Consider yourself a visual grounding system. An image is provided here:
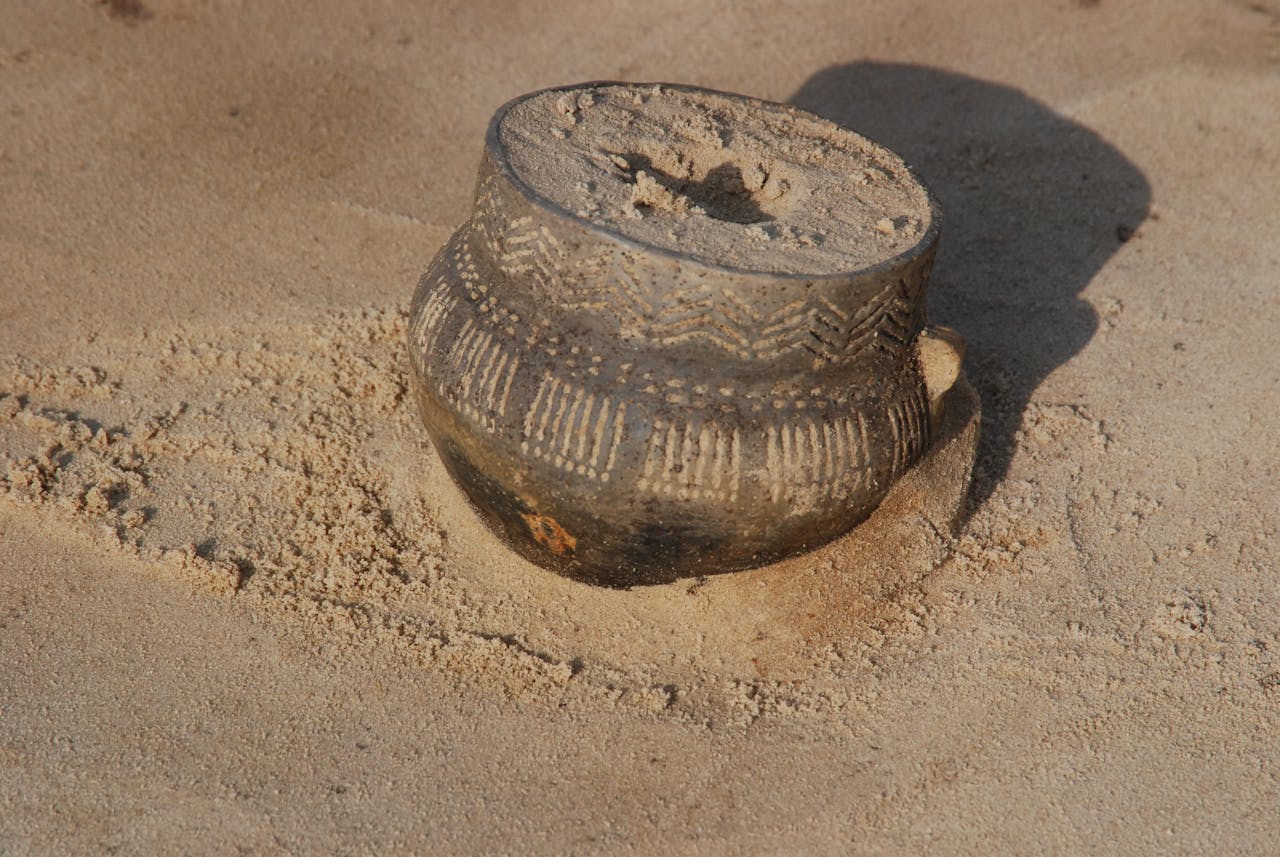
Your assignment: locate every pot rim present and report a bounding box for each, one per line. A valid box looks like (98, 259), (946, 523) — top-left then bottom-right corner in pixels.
(484, 79), (942, 283)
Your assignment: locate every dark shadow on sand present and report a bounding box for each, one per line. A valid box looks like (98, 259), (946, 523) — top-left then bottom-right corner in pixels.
(789, 64), (1151, 514)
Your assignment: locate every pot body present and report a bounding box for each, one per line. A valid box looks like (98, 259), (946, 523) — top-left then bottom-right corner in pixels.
(409, 87), (944, 587)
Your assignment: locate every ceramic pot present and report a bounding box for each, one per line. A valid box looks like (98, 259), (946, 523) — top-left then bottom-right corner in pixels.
(408, 82), (963, 587)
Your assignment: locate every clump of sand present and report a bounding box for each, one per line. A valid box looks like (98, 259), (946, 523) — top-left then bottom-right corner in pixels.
(498, 83), (933, 275)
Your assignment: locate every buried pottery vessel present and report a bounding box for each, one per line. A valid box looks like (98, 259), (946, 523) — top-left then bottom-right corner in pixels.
(408, 81), (964, 587)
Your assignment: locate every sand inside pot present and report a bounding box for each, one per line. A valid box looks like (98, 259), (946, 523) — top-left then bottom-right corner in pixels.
(497, 83), (934, 276)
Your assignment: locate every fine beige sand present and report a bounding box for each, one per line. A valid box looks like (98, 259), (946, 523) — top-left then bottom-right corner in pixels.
(3, 1), (1279, 854)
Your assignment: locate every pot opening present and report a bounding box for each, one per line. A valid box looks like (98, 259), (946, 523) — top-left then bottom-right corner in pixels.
(496, 82), (935, 277)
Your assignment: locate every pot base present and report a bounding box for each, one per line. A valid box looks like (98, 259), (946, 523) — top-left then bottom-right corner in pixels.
(431, 373), (979, 589)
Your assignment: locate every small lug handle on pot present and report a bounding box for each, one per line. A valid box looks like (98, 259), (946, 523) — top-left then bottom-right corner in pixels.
(916, 325), (966, 424)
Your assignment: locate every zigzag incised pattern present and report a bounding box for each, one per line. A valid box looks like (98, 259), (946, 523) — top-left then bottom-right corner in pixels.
(469, 169), (927, 364)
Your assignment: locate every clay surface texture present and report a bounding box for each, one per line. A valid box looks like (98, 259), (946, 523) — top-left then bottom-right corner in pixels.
(409, 82), (959, 586)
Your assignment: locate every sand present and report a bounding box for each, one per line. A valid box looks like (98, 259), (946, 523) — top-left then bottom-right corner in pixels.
(499, 83), (932, 274)
(3, 0), (1280, 854)
(0, 293), (980, 717)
